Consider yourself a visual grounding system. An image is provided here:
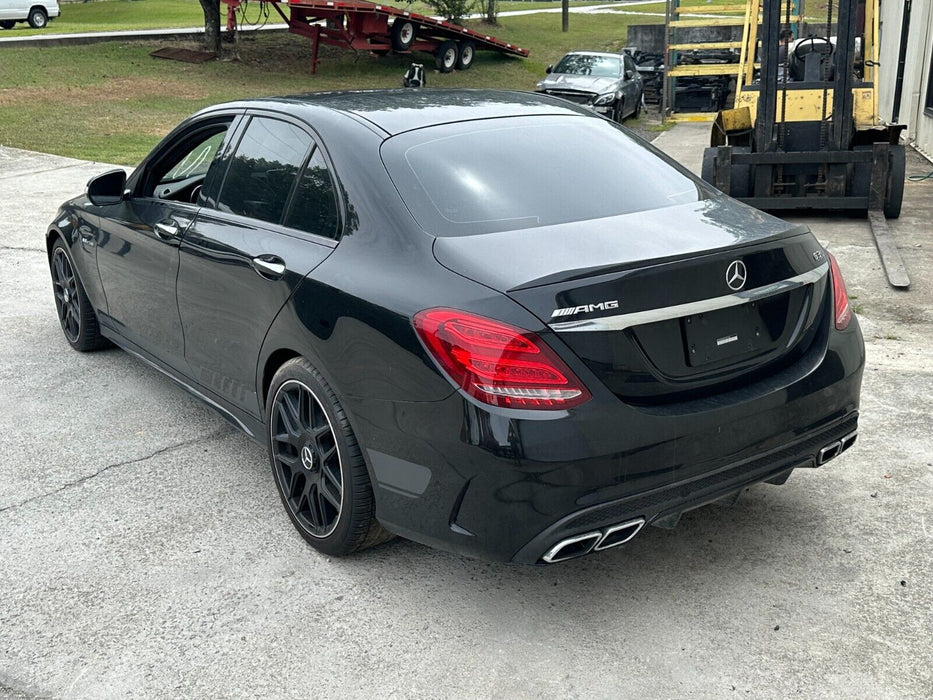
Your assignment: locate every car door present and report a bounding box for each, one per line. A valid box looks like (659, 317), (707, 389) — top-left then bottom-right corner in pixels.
(176, 113), (341, 418)
(94, 115), (237, 371)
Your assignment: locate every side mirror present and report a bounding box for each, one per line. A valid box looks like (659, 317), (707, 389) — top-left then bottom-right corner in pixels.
(624, 69), (635, 80)
(545, 64), (553, 74)
(87, 169), (127, 206)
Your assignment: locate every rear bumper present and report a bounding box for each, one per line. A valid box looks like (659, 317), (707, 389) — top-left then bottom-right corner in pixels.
(350, 317), (864, 564)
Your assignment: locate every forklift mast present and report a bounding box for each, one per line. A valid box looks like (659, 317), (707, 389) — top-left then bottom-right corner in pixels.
(702, 0), (906, 220)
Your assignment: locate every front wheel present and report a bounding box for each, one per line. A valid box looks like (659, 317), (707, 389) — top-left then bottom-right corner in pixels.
(435, 39), (458, 73)
(50, 240), (110, 352)
(267, 358), (392, 556)
(612, 100), (625, 124)
(0, 20), (15, 29)
(28, 8), (47, 29)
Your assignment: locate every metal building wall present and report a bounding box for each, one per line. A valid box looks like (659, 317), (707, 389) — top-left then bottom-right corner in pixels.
(878, 0), (933, 156)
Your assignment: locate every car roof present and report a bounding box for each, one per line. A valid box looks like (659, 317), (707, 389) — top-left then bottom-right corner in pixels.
(202, 89), (592, 137)
(563, 51), (625, 58)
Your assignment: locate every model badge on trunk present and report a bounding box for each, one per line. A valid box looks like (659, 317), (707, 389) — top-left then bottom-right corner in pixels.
(551, 300), (619, 318)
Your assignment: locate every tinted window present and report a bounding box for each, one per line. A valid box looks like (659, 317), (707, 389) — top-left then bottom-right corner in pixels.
(554, 54), (620, 78)
(284, 147), (340, 239)
(218, 117), (312, 224)
(382, 116), (700, 237)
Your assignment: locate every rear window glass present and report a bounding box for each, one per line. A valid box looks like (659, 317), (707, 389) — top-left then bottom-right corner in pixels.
(381, 116), (700, 237)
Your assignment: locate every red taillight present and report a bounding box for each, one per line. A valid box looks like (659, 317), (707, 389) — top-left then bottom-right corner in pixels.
(413, 308), (591, 410)
(828, 252), (852, 330)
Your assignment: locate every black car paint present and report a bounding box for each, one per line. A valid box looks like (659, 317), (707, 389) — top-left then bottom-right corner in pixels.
(47, 90), (864, 564)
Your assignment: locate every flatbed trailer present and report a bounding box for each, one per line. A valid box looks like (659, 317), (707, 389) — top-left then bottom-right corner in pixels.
(224, 0), (528, 73)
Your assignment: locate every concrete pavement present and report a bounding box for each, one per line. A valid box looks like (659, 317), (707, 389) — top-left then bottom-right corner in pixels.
(0, 132), (932, 698)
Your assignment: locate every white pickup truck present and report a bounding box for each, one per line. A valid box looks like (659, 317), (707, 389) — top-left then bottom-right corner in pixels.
(0, 0), (60, 29)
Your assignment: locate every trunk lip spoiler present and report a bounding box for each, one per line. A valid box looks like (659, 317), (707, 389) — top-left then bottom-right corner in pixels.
(549, 262), (829, 333)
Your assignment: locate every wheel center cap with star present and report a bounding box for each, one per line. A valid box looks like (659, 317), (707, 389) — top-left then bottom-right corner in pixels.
(300, 444), (317, 471)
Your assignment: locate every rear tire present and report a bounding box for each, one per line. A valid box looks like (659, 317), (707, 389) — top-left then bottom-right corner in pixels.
(390, 19), (416, 51)
(456, 40), (475, 70)
(50, 240), (110, 352)
(0, 20), (15, 29)
(884, 144), (905, 219)
(267, 358), (393, 557)
(27, 7), (47, 29)
(435, 39), (458, 73)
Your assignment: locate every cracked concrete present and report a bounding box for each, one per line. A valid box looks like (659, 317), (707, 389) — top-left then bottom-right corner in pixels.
(0, 135), (931, 698)
(0, 430), (230, 516)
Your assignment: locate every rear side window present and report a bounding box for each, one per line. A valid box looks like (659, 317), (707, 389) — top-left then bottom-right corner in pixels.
(283, 147), (340, 239)
(217, 117), (312, 225)
(382, 116), (700, 237)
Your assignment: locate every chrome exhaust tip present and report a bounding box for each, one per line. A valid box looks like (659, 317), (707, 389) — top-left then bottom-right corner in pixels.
(839, 430), (858, 453)
(541, 531), (602, 564)
(818, 430), (858, 465)
(593, 518), (645, 551)
(541, 517), (646, 563)
(818, 441), (842, 465)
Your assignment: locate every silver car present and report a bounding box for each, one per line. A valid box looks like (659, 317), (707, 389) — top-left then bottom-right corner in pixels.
(0, 0), (60, 29)
(535, 51), (644, 123)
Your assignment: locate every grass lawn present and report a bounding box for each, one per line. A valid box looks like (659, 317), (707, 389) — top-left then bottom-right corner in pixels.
(0, 9), (661, 164)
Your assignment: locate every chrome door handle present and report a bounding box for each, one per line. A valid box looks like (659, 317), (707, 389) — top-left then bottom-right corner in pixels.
(154, 221), (180, 240)
(251, 256), (286, 280)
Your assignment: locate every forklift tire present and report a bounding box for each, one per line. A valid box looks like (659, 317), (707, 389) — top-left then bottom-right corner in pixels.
(391, 20), (417, 51)
(701, 147), (716, 188)
(701, 146), (750, 199)
(884, 145), (905, 219)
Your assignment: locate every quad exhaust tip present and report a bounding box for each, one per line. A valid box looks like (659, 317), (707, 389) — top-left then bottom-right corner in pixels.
(817, 430), (858, 466)
(541, 518), (645, 564)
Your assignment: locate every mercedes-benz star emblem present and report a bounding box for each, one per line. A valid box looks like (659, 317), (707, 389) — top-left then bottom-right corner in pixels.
(726, 260), (747, 291)
(300, 445), (316, 471)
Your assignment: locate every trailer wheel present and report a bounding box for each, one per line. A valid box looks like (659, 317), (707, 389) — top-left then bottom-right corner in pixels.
(456, 40), (475, 70)
(884, 145), (905, 219)
(435, 40), (458, 73)
(391, 20), (417, 51)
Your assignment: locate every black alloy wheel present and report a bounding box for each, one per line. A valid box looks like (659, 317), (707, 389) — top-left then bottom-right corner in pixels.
(436, 40), (458, 73)
(28, 8), (47, 29)
(267, 358), (392, 556)
(50, 241), (109, 352)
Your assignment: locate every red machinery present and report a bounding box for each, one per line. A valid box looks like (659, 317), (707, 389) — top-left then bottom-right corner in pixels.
(224, 0), (529, 74)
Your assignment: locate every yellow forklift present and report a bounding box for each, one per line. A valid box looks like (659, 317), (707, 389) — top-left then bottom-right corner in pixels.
(701, 0), (905, 220)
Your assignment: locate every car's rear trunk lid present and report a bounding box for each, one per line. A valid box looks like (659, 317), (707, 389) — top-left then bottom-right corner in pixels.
(433, 198), (830, 403)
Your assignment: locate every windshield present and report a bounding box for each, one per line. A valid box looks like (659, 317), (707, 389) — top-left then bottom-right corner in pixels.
(382, 116), (701, 237)
(554, 54), (621, 78)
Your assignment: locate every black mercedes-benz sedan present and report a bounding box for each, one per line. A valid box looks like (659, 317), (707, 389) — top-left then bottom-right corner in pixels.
(47, 90), (864, 564)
